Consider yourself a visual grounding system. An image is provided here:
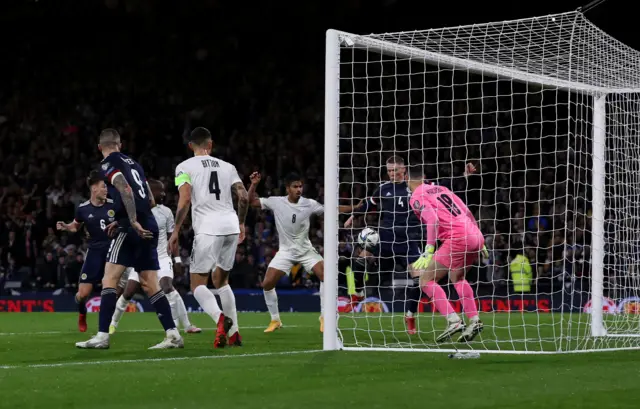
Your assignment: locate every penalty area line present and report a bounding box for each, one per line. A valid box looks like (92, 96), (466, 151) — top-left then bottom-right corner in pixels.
(0, 349), (324, 370)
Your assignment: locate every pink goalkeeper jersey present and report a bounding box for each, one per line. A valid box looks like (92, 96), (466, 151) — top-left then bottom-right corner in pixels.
(409, 183), (480, 246)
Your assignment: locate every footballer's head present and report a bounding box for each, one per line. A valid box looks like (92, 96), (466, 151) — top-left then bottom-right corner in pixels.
(148, 179), (165, 204)
(406, 165), (425, 190)
(98, 128), (122, 156)
(188, 127), (213, 155)
(284, 172), (303, 201)
(87, 170), (108, 201)
(386, 155), (406, 183)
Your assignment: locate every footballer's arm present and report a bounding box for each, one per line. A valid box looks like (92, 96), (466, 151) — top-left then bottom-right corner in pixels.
(112, 173), (138, 224)
(146, 181), (156, 208)
(173, 183), (191, 234)
(56, 219), (82, 232)
(232, 182), (249, 224)
(247, 173), (262, 208)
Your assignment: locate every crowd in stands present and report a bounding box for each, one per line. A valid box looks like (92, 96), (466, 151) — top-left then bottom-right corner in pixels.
(0, 0), (599, 296)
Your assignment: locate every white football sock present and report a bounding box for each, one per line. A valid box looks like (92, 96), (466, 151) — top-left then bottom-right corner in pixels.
(173, 291), (193, 329)
(319, 283), (324, 315)
(263, 288), (280, 321)
(165, 290), (179, 328)
(110, 295), (129, 328)
(194, 285), (222, 323)
(217, 285), (238, 337)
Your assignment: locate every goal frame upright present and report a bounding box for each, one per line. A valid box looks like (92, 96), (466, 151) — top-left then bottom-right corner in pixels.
(323, 15), (640, 352)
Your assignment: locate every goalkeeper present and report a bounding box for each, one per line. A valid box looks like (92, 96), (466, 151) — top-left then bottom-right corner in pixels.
(408, 165), (485, 343)
(344, 156), (476, 335)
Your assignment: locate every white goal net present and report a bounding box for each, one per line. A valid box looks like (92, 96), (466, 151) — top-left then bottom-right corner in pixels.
(323, 11), (640, 354)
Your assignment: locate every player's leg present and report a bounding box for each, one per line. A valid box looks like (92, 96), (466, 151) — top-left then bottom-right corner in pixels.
(75, 283), (92, 332)
(109, 269), (141, 334)
(76, 234), (131, 349)
(350, 247), (378, 307)
(450, 234), (485, 342)
(135, 239), (183, 349)
(189, 234), (231, 348)
(304, 250), (325, 332)
(76, 248), (107, 332)
(211, 233), (241, 345)
(262, 252), (292, 332)
(401, 241), (423, 335)
(422, 241), (466, 343)
(157, 257), (200, 334)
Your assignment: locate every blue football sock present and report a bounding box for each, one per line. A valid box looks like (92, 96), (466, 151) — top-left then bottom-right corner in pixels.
(98, 288), (117, 333)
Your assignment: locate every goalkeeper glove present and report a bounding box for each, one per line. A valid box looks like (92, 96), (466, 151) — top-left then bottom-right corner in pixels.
(413, 245), (435, 270)
(481, 245), (489, 264)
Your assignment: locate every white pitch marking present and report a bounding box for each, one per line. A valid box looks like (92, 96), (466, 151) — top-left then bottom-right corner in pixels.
(0, 349), (324, 370)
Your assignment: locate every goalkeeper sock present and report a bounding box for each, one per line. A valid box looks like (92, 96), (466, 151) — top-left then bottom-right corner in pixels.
(194, 285), (222, 323)
(454, 280), (479, 321)
(422, 281), (456, 318)
(217, 285), (239, 337)
(405, 277), (421, 316)
(263, 288), (280, 322)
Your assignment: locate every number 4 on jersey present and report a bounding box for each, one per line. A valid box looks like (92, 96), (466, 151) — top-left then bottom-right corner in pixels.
(208, 171), (221, 200)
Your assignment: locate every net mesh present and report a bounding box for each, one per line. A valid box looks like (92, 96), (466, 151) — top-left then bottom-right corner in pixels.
(332, 11), (640, 353)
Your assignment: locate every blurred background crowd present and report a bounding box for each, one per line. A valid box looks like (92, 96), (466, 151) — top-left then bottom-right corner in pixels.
(0, 0), (626, 298)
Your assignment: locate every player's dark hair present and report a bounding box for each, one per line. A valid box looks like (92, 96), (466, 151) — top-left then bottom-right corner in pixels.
(284, 172), (302, 187)
(99, 128), (121, 147)
(148, 179), (164, 192)
(86, 170), (104, 188)
(189, 127), (212, 146)
(407, 165), (424, 180)
(386, 155), (405, 165)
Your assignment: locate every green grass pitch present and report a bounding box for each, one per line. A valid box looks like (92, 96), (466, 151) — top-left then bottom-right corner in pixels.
(0, 312), (639, 409)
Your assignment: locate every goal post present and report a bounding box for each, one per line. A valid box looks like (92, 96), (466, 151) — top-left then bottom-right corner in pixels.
(324, 11), (640, 354)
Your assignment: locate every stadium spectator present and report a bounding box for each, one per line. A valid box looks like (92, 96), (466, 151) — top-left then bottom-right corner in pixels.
(0, 0), (594, 300)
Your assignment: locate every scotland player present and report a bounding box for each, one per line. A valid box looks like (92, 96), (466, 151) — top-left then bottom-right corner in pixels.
(75, 128), (183, 349)
(345, 156), (476, 335)
(57, 171), (116, 332)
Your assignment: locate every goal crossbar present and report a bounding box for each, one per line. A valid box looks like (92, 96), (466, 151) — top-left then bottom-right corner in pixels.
(332, 11), (640, 94)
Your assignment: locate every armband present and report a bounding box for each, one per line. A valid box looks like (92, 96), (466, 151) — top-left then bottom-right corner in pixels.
(175, 173), (191, 187)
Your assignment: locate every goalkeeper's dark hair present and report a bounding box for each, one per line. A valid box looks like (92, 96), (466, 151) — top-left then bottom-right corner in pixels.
(386, 155), (405, 165)
(99, 128), (121, 148)
(407, 165), (425, 180)
(86, 170), (104, 188)
(284, 172), (303, 187)
(189, 127), (212, 146)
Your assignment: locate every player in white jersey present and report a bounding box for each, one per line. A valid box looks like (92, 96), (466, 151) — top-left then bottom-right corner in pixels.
(168, 127), (249, 348)
(248, 171), (359, 333)
(108, 180), (202, 334)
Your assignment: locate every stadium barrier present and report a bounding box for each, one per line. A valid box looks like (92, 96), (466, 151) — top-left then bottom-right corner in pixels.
(0, 286), (623, 314)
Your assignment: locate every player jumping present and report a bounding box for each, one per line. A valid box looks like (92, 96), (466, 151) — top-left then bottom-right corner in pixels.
(75, 128), (183, 349)
(407, 165), (485, 342)
(57, 170), (116, 333)
(248, 171), (358, 333)
(109, 179), (202, 335)
(168, 126), (248, 348)
(345, 156), (476, 335)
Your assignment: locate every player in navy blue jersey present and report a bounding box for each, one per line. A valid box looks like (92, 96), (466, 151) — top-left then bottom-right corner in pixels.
(75, 128), (183, 350)
(345, 156), (476, 335)
(57, 171), (116, 333)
